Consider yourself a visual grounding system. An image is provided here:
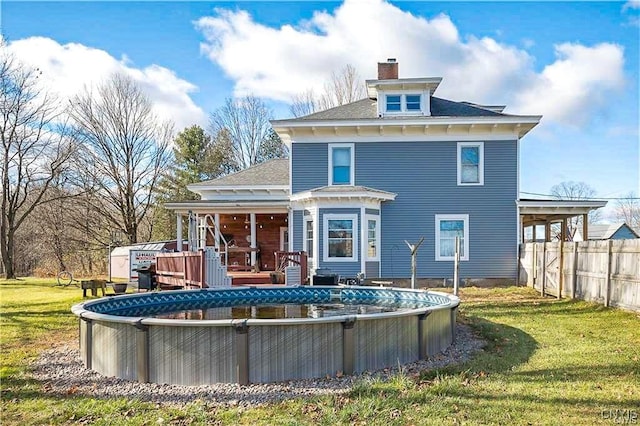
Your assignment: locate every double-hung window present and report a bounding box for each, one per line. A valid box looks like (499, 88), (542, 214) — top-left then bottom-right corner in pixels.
(329, 144), (354, 185)
(435, 214), (469, 261)
(323, 214), (358, 262)
(457, 142), (484, 185)
(366, 216), (379, 260)
(304, 218), (314, 259)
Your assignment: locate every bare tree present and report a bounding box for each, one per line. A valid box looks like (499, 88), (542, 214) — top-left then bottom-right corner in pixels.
(0, 45), (76, 278)
(612, 192), (640, 228)
(290, 64), (367, 117)
(290, 89), (318, 118)
(210, 95), (277, 169)
(550, 181), (602, 240)
(70, 74), (172, 245)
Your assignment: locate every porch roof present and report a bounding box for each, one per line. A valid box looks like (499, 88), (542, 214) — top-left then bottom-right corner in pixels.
(518, 198), (607, 226)
(164, 199), (290, 214)
(291, 185), (397, 204)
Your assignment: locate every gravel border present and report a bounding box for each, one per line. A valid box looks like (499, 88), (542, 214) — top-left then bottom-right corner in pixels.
(29, 324), (485, 408)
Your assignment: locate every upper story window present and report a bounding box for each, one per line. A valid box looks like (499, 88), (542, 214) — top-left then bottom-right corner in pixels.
(406, 95), (421, 111)
(384, 94), (422, 113)
(386, 95), (401, 112)
(457, 142), (484, 186)
(329, 143), (354, 186)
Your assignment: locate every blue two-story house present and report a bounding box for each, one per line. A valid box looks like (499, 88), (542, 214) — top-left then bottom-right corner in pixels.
(167, 59), (544, 282)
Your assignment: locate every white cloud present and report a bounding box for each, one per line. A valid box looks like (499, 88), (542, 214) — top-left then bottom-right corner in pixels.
(622, 0), (640, 12)
(7, 37), (207, 129)
(512, 43), (625, 125)
(195, 0), (626, 127)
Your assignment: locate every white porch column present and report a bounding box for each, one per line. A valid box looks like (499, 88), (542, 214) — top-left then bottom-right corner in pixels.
(250, 213), (257, 268)
(214, 213), (221, 250)
(198, 214), (206, 249)
(176, 213), (183, 252)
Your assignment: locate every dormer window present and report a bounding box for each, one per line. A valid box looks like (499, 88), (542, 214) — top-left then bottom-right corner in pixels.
(383, 93), (425, 114)
(406, 95), (421, 111)
(386, 95), (402, 112)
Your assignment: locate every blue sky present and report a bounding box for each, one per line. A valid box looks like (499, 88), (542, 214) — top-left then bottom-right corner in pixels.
(2, 1), (639, 219)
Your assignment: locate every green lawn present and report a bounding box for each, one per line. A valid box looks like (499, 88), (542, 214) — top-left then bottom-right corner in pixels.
(1, 280), (638, 425)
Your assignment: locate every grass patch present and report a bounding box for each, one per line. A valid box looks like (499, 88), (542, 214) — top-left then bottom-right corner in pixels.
(1, 280), (638, 425)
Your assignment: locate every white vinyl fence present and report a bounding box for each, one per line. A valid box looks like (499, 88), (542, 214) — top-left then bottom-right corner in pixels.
(204, 248), (232, 288)
(519, 240), (640, 311)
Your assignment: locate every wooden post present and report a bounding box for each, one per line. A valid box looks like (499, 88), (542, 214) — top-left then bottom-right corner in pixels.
(405, 238), (425, 290)
(532, 224), (537, 242)
(571, 242), (578, 299)
(558, 239), (564, 299)
(453, 236), (460, 296)
(540, 243), (547, 297)
(561, 218), (567, 241)
(582, 214), (588, 242)
(604, 239), (613, 307)
(545, 221), (551, 242)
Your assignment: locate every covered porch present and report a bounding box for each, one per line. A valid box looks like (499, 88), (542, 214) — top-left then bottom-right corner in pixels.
(519, 199), (608, 243)
(162, 202), (308, 286)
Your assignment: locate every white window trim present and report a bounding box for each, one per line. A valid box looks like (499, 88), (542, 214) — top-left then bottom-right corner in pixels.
(435, 214), (469, 261)
(365, 214), (380, 261)
(457, 142), (484, 186)
(379, 90), (430, 116)
(328, 143), (355, 186)
(303, 216), (314, 261)
(323, 213), (358, 263)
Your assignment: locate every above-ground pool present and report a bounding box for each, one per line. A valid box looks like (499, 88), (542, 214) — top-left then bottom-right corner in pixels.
(72, 285), (460, 385)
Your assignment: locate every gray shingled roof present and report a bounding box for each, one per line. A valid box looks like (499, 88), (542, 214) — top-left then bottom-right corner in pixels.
(300, 99), (377, 120)
(189, 159), (288, 187)
(290, 96), (506, 122)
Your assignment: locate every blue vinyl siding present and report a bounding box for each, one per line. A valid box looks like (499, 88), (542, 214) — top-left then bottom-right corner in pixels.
(291, 143), (328, 193)
(319, 208), (361, 277)
(291, 140), (518, 279)
(611, 226), (639, 240)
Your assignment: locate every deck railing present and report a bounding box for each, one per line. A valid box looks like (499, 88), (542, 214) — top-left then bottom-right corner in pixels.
(156, 249), (231, 289)
(275, 251), (309, 284)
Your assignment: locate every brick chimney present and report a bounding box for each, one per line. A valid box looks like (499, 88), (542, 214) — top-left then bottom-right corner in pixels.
(377, 58), (398, 80)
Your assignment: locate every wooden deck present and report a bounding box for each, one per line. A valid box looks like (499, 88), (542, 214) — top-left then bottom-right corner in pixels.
(229, 271), (274, 286)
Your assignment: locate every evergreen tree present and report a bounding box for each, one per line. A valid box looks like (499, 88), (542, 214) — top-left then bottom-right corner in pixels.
(152, 125), (235, 240)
